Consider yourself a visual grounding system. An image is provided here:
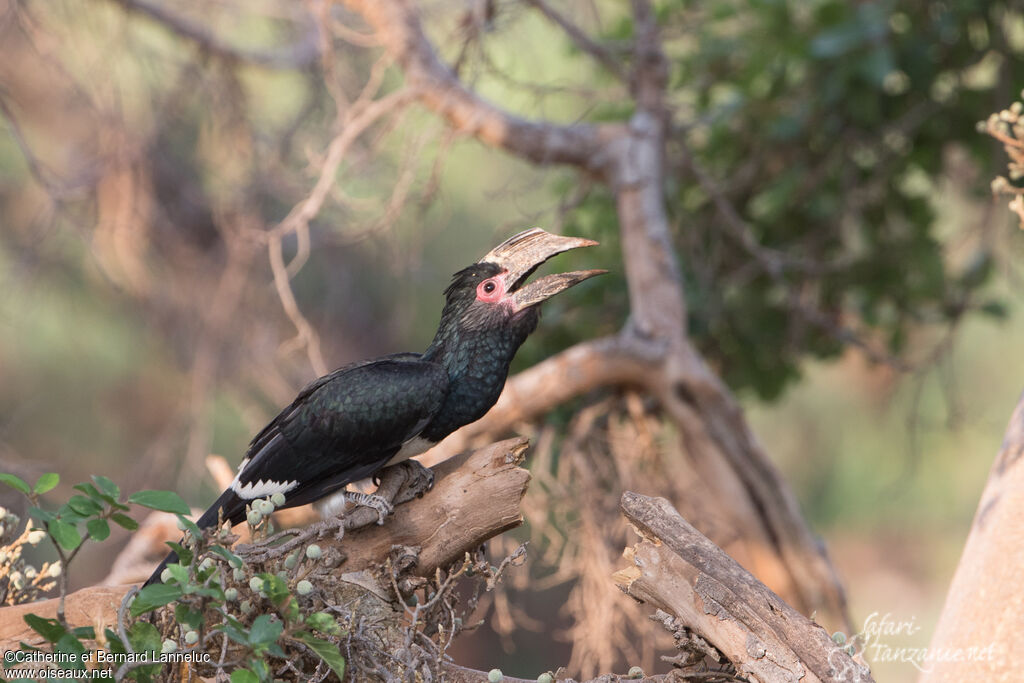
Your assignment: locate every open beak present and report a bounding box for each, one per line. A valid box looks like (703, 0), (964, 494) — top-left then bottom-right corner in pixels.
(480, 227), (606, 312)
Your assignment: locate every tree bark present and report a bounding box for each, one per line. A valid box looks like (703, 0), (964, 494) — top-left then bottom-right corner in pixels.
(615, 492), (872, 683)
(921, 392), (1024, 682)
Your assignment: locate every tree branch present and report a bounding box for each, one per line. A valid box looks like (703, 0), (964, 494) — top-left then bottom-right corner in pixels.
(615, 492), (871, 683)
(342, 0), (618, 176)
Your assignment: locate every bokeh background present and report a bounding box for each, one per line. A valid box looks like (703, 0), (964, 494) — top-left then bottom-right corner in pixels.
(2, 1), (1023, 681)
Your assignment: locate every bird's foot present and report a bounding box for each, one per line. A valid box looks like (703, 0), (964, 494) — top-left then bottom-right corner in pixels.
(346, 491), (394, 526)
(394, 458), (435, 502)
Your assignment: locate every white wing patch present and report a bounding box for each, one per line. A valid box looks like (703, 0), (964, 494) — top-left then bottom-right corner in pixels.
(230, 436), (298, 499)
(232, 477), (299, 499)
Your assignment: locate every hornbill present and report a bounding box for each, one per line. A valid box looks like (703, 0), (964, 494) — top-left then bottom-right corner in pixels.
(143, 228), (603, 586)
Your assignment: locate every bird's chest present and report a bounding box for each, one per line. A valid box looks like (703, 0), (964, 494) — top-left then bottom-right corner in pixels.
(424, 337), (516, 439)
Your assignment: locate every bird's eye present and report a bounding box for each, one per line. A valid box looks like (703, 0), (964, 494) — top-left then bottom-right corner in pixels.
(483, 281), (496, 294)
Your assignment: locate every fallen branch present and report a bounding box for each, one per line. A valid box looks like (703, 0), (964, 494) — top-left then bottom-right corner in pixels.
(0, 438), (531, 649)
(922, 392), (1024, 681)
(614, 492), (871, 683)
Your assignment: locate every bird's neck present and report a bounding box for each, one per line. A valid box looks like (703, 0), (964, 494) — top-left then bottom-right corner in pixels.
(420, 310), (539, 440)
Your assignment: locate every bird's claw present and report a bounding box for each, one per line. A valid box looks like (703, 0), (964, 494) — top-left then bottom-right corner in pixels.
(345, 491), (394, 525)
(401, 459), (435, 498)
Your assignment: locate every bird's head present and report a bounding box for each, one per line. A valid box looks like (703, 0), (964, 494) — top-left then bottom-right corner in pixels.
(438, 228), (605, 334)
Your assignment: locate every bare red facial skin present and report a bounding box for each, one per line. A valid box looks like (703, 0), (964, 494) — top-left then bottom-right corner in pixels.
(476, 275), (506, 303)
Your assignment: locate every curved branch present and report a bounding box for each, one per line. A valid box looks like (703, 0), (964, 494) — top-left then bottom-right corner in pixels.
(106, 0), (320, 69)
(342, 0), (618, 176)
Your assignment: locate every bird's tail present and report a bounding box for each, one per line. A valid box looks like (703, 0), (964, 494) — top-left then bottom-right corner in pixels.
(141, 488), (248, 587)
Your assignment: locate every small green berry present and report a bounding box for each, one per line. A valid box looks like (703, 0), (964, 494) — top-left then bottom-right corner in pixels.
(257, 499), (275, 515)
(246, 510), (262, 526)
(47, 562), (62, 578)
(184, 630), (198, 645)
(233, 567), (246, 581)
(305, 544), (322, 560)
(161, 568), (174, 583)
(271, 493), (286, 506)
(161, 639), (177, 654)
(488, 669), (503, 683)
(284, 552), (299, 569)
(832, 632), (847, 646)
(538, 674), (553, 683)
(296, 580), (313, 596)
(249, 577), (264, 592)
(628, 666), (644, 678)
(198, 558), (214, 572)
(240, 600), (253, 614)
(224, 588), (238, 601)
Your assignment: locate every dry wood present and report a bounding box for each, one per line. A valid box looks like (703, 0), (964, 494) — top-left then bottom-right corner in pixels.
(615, 492), (871, 683)
(0, 438), (531, 649)
(922, 393), (1024, 682)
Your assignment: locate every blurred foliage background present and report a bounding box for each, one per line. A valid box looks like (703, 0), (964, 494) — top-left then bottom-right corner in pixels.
(1, 0), (1023, 680)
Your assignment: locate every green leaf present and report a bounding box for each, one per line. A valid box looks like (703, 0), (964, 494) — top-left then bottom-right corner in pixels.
(28, 506), (56, 523)
(256, 573), (289, 604)
(125, 621), (162, 681)
(33, 473), (59, 495)
(85, 518), (109, 542)
(129, 583), (183, 617)
(72, 483), (104, 502)
(48, 520), (82, 551)
(208, 545), (243, 568)
(24, 614), (67, 642)
(166, 542), (193, 565)
(305, 612), (341, 636)
(71, 626), (95, 640)
(67, 495), (103, 516)
(92, 475), (120, 500)
(175, 514), (202, 540)
(0, 473), (30, 495)
(296, 632), (346, 679)
(54, 633), (86, 670)
(230, 670), (259, 683)
(104, 628), (125, 654)
(110, 513), (139, 530)
(128, 490), (190, 515)
(163, 563), (190, 586)
(216, 615), (251, 646)
(174, 604), (203, 631)
(247, 615), (283, 648)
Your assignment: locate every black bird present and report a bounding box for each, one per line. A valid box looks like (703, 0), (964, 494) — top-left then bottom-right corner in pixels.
(144, 228), (603, 586)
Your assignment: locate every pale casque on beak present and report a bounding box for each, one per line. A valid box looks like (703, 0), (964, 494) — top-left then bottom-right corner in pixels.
(479, 227), (606, 311)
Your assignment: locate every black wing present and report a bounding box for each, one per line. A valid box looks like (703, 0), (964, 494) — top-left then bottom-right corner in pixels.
(231, 353), (449, 510)
(144, 354), (448, 587)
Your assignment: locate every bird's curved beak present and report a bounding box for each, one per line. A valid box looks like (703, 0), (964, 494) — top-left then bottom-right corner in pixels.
(481, 227), (606, 312)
